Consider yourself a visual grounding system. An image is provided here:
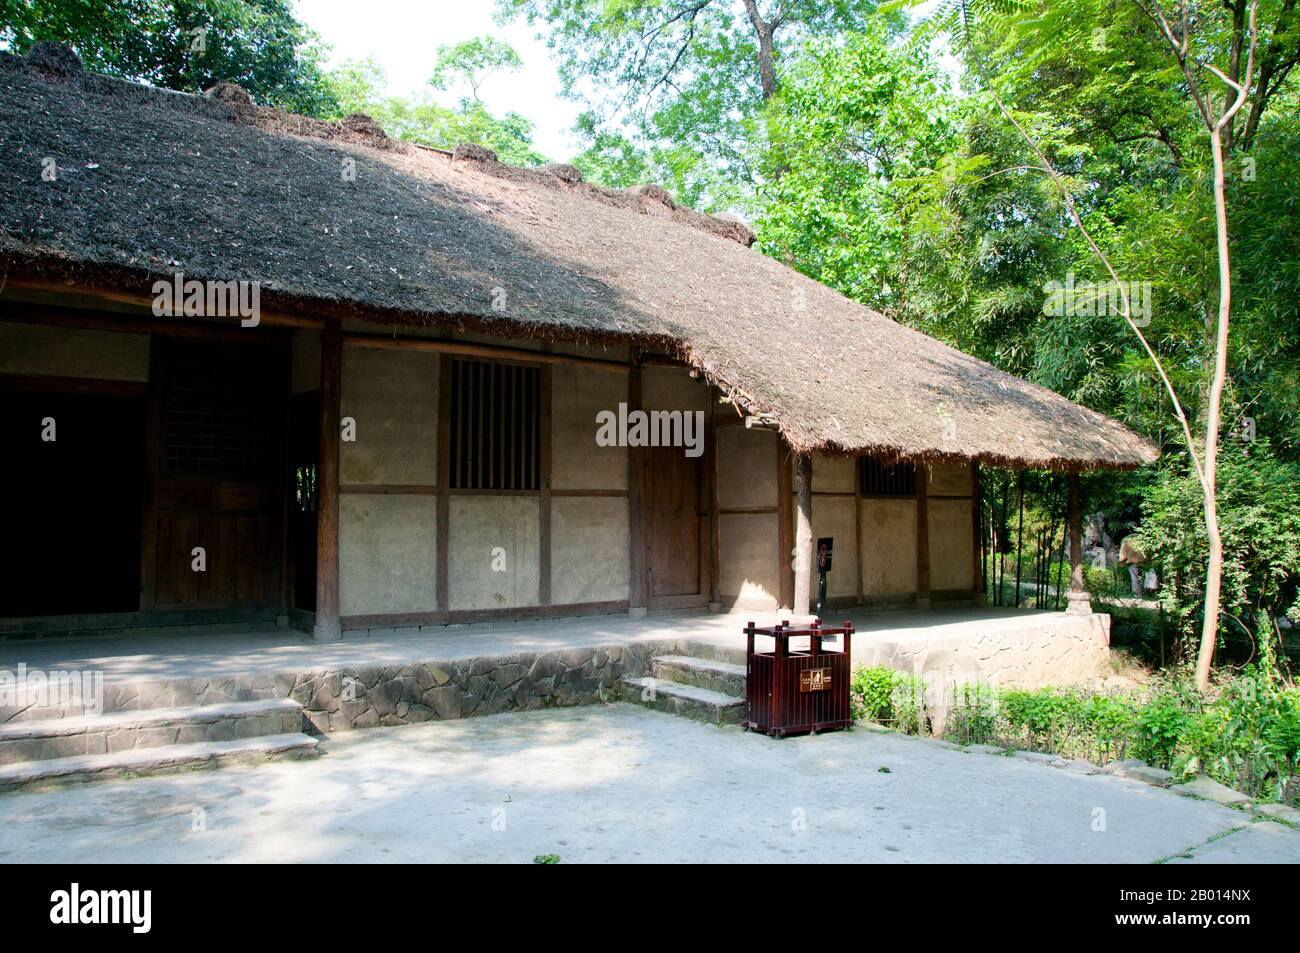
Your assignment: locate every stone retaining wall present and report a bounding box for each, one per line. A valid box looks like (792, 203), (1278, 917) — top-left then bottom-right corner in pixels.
(855, 612), (1112, 690)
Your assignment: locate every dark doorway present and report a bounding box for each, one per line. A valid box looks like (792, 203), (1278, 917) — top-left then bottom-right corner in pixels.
(143, 338), (284, 611)
(0, 388), (145, 616)
(645, 444), (710, 608)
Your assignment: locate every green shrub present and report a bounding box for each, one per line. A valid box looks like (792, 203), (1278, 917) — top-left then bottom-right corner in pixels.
(850, 666), (899, 722)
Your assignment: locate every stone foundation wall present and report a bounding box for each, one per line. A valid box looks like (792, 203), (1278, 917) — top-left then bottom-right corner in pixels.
(855, 612), (1112, 690)
(12, 641), (678, 732)
(289, 641), (663, 733)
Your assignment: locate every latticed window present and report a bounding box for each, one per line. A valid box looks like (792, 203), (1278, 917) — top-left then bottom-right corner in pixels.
(161, 345), (275, 478)
(449, 359), (541, 491)
(858, 457), (917, 496)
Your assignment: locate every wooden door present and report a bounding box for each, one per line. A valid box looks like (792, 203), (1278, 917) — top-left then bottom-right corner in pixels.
(143, 339), (283, 611)
(645, 444), (710, 608)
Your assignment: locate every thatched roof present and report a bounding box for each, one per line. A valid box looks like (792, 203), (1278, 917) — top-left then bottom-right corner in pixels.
(0, 45), (1156, 470)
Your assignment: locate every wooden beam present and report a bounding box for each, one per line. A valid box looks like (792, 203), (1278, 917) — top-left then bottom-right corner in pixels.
(793, 453), (813, 619)
(916, 465), (931, 609)
(344, 332), (628, 374)
(0, 372), (146, 397)
(1, 283), (318, 329)
(313, 318), (343, 642)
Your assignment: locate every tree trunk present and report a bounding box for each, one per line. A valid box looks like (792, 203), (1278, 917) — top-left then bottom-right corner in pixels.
(1194, 125), (1235, 691)
(741, 0), (779, 99)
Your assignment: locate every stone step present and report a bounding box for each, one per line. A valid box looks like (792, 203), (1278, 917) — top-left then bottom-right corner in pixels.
(674, 639), (746, 666)
(650, 655), (746, 697)
(0, 732), (318, 791)
(0, 699), (305, 765)
(621, 676), (744, 725)
(0, 673), (295, 723)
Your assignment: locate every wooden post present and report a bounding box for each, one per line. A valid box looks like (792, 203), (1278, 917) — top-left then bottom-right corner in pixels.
(707, 398), (721, 611)
(915, 465), (931, 610)
(971, 463), (984, 604)
(539, 364), (553, 606)
(793, 453), (813, 619)
(627, 362), (647, 616)
(1066, 471), (1090, 615)
(777, 440), (794, 611)
(436, 353), (452, 612)
(313, 318), (343, 642)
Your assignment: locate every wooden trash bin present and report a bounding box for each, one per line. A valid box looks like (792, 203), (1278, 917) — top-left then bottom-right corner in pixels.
(743, 618), (853, 737)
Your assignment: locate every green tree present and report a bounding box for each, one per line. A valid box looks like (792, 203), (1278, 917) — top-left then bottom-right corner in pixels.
(430, 35), (523, 101)
(501, 0), (896, 209)
(3, 0), (338, 116)
(324, 53), (547, 167)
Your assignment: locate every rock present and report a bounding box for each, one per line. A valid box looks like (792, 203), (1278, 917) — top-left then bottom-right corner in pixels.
(1255, 802), (1300, 826)
(966, 743), (1005, 755)
(1011, 750), (1059, 765)
(1050, 758), (1101, 775)
(1176, 774), (1252, 806)
(1102, 759), (1173, 787)
(425, 685), (462, 720)
(854, 720), (893, 732)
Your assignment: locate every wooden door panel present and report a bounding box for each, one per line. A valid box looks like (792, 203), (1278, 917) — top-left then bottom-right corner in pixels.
(146, 339), (283, 611)
(646, 445), (706, 604)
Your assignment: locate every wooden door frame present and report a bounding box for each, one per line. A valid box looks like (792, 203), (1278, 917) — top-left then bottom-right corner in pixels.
(141, 334), (289, 613)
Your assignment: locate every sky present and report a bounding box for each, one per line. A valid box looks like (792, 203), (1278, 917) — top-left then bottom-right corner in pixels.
(292, 0), (585, 161)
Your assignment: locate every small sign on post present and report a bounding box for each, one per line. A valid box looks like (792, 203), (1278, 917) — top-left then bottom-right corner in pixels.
(815, 536), (833, 617)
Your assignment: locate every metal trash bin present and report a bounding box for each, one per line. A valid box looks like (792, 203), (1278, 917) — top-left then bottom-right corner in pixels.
(743, 618), (853, 737)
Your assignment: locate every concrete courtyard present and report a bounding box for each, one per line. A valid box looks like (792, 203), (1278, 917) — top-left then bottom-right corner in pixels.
(1, 704), (1295, 863)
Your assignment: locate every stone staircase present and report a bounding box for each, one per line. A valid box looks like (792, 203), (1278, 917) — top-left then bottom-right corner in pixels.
(0, 696), (317, 791)
(621, 643), (747, 725)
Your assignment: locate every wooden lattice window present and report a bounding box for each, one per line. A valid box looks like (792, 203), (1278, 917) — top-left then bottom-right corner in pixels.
(449, 359), (541, 491)
(858, 457), (917, 496)
(161, 347), (274, 478)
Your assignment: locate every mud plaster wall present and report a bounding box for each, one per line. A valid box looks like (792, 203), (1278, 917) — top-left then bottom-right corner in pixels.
(0, 321), (150, 380)
(718, 426), (780, 608)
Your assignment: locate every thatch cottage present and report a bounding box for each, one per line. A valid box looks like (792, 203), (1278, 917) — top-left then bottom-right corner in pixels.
(0, 45), (1156, 643)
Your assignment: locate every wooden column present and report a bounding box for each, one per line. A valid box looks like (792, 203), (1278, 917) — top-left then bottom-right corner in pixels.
(793, 453), (813, 619)
(627, 363), (647, 615)
(971, 463), (984, 604)
(436, 354), (452, 612)
(1066, 471), (1090, 615)
(915, 464), (931, 610)
(777, 441), (794, 611)
(313, 318), (343, 642)
(707, 398), (721, 610)
(539, 364), (553, 606)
